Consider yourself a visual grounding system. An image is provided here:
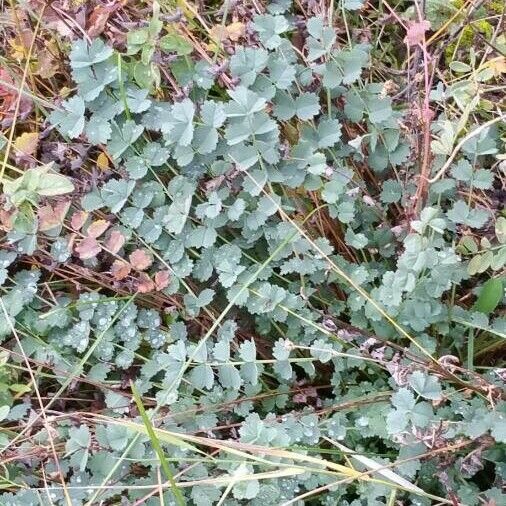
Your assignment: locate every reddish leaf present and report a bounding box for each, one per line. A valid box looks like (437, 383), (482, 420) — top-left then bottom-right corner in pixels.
(0, 68), (32, 127)
(129, 249), (153, 271)
(71, 211), (89, 231)
(154, 270), (170, 291)
(111, 259), (131, 280)
(136, 272), (155, 293)
(0, 209), (15, 232)
(87, 1), (125, 38)
(75, 237), (101, 260)
(404, 20), (430, 47)
(38, 201), (71, 232)
(104, 230), (125, 254)
(86, 219), (110, 238)
(87, 6), (113, 37)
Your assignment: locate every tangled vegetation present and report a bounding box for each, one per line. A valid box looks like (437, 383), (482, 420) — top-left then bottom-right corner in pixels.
(0, 0), (505, 504)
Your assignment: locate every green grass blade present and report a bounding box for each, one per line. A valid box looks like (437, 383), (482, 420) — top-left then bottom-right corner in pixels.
(130, 381), (186, 506)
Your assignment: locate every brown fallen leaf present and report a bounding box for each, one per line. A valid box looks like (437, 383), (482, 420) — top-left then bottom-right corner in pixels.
(75, 237), (101, 260)
(35, 47), (59, 79)
(136, 272), (155, 293)
(71, 210), (89, 231)
(129, 249), (153, 271)
(86, 219), (110, 238)
(111, 259), (131, 280)
(38, 201), (70, 232)
(87, 1), (125, 38)
(154, 270), (170, 291)
(104, 230), (125, 254)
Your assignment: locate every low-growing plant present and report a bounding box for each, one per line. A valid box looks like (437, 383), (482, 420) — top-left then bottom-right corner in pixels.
(0, 0), (504, 504)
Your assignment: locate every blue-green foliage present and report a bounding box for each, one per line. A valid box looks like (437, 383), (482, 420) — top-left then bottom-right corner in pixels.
(1, 1), (504, 505)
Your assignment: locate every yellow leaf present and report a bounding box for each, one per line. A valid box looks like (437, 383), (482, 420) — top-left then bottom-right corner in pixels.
(9, 30), (31, 61)
(176, 0), (195, 20)
(209, 21), (245, 44)
(9, 40), (25, 61)
(485, 56), (506, 76)
(14, 132), (39, 157)
(97, 152), (109, 171)
(225, 21), (245, 41)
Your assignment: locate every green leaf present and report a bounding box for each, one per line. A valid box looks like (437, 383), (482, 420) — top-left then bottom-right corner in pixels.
(447, 200), (489, 229)
(169, 99), (195, 146)
(0, 405), (10, 422)
(160, 32), (193, 55)
(49, 96), (85, 139)
(343, 0), (365, 9)
(380, 179), (402, 203)
(268, 57), (296, 89)
(165, 176), (195, 234)
(319, 61), (343, 88)
(392, 388), (415, 411)
(193, 125), (218, 154)
(218, 364), (242, 389)
(239, 340), (256, 362)
(451, 159), (473, 181)
(228, 198), (246, 220)
(195, 192), (222, 219)
(367, 95), (393, 124)
(252, 13), (289, 49)
(472, 169), (494, 190)
(408, 371), (443, 400)
(226, 87), (266, 118)
(317, 118), (342, 148)
(70, 38), (113, 69)
(496, 217), (506, 244)
(229, 143), (259, 169)
(321, 180), (345, 204)
(468, 252), (492, 275)
(306, 17), (336, 61)
(273, 91), (320, 121)
(101, 179), (135, 213)
(107, 120), (144, 159)
(345, 229), (368, 249)
(200, 100), (226, 127)
(66, 425), (90, 453)
(338, 45), (369, 84)
(85, 114), (111, 144)
(230, 47), (269, 87)
(450, 61), (472, 73)
(133, 62), (159, 89)
(125, 87), (151, 113)
(295, 93), (320, 120)
(72, 60), (117, 101)
(189, 364), (214, 390)
(3, 164), (74, 206)
(473, 278), (503, 314)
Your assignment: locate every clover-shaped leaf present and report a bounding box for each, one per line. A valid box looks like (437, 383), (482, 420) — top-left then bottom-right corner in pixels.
(252, 14), (289, 49)
(49, 96), (85, 139)
(70, 38), (113, 69)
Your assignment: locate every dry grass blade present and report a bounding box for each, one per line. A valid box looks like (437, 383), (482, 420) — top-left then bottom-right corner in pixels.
(87, 413), (457, 505)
